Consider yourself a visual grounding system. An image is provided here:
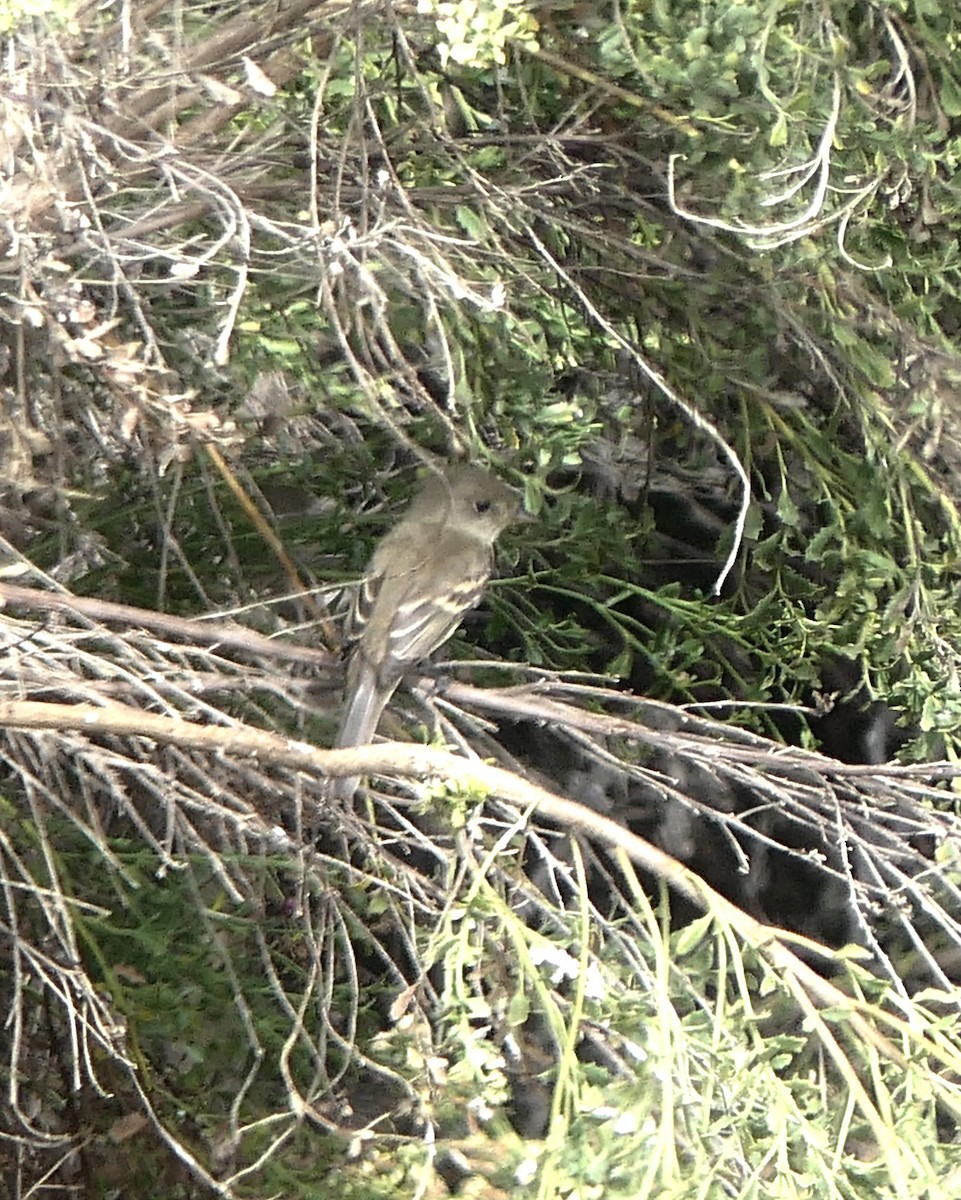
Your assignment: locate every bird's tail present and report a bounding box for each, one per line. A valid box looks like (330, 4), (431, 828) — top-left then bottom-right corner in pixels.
(330, 661), (395, 799)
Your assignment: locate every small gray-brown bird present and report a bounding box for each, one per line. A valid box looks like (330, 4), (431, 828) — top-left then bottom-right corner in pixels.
(333, 463), (523, 796)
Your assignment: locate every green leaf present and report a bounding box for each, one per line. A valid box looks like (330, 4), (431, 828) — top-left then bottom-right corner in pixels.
(939, 69), (961, 117)
(777, 488), (800, 528)
(454, 204), (487, 240)
(508, 989), (530, 1027)
(672, 913), (714, 957)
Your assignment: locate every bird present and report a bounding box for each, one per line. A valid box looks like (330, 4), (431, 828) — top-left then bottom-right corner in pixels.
(331, 462), (524, 797)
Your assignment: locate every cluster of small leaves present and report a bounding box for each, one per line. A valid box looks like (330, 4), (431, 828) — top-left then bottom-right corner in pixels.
(419, 876), (961, 1200)
(585, 1), (948, 246)
(0, 0), (74, 34)
(417, 0), (540, 68)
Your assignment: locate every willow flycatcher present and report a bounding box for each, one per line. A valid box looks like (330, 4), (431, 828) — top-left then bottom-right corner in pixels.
(332, 463), (522, 796)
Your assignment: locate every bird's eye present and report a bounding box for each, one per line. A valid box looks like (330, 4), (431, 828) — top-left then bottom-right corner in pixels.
(474, 499), (492, 515)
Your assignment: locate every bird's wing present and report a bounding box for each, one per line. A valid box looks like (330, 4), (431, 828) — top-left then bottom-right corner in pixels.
(384, 569), (489, 668)
(357, 529), (492, 687)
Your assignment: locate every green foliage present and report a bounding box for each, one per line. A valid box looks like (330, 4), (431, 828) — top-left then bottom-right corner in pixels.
(0, 0), (75, 33)
(70, 846), (329, 1107)
(422, 865), (961, 1199)
(418, 0), (540, 68)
